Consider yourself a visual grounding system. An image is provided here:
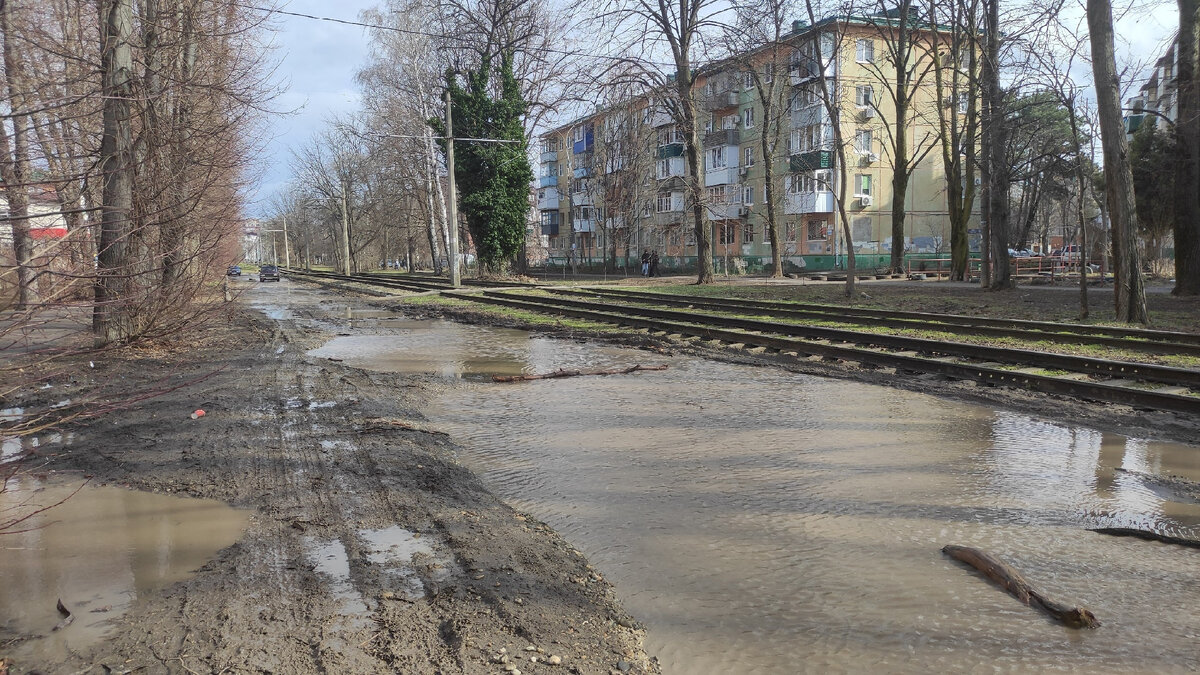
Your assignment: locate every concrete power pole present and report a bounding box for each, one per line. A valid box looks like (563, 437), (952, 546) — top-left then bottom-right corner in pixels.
(444, 90), (461, 287)
(340, 182), (352, 276)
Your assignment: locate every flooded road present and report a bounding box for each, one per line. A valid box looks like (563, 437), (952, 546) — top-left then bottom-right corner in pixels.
(313, 308), (1200, 673)
(0, 479), (250, 662)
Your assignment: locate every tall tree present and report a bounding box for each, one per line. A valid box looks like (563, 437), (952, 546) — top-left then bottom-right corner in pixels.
(0, 0), (39, 309)
(432, 52), (533, 274)
(596, 0), (725, 283)
(1087, 0), (1148, 323)
(1174, 0), (1200, 294)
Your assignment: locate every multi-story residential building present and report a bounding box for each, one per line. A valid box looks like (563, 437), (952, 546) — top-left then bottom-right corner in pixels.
(534, 14), (980, 273)
(1125, 37), (1178, 138)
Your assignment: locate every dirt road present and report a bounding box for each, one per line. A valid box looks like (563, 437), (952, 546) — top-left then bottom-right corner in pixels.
(6, 285), (654, 674)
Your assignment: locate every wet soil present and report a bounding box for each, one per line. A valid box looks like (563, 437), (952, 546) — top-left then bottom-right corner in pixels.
(0, 291), (654, 674)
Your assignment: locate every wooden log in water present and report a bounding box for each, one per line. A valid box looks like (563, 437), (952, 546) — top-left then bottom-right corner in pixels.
(1089, 527), (1200, 548)
(492, 364), (668, 383)
(941, 545), (1100, 628)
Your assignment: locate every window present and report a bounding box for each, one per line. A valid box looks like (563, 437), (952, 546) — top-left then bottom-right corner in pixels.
(540, 139), (558, 153)
(573, 126), (585, 142)
(707, 186), (728, 203)
(707, 146), (727, 169)
(744, 71), (754, 90)
(856, 85), (873, 107)
(799, 84), (819, 106)
(703, 82), (713, 97)
(744, 147), (755, 166)
(957, 94), (969, 114)
(722, 114), (739, 129)
(743, 107), (755, 128)
(705, 115), (714, 132)
(719, 223), (736, 245)
(855, 174), (873, 197)
(658, 128), (682, 145)
(656, 192), (675, 212)
(686, 228), (696, 245)
(856, 38), (875, 63)
(855, 129), (873, 155)
(807, 220), (828, 240)
(542, 163), (557, 177)
(785, 222), (798, 242)
(743, 185), (754, 205)
(742, 222), (755, 243)
(668, 229), (681, 246)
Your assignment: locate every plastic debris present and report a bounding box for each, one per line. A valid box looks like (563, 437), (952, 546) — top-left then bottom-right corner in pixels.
(190, 409), (206, 419)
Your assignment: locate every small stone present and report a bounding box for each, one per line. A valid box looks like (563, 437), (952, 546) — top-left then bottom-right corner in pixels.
(524, 645), (537, 652)
(616, 660), (631, 673)
(382, 591), (395, 600)
(473, 573), (486, 580)
(514, 597), (523, 605)
(548, 655), (562, 665)
(504, 664), (518, 672)
(536, 648), (545, 654)
(499, 647), (507, 654)
(530, 656), (538, 663)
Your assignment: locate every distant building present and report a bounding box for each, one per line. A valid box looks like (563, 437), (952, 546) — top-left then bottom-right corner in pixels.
(535, 13), (981, 273)
(1125, 37), (1178, 138)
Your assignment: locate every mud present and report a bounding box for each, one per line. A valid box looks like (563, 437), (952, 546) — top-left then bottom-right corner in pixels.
(0, 284), (655, 674)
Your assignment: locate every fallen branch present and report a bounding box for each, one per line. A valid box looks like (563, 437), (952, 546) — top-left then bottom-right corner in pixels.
(492, 364), (668, 383)
(52, 598), (73, 631)
(1089, 527), (1200, 548)
(941, 545), (1100, 628)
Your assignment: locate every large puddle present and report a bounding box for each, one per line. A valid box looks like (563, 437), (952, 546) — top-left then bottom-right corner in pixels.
(315, 318), (1200, 674)
(0, 478), (250, 663)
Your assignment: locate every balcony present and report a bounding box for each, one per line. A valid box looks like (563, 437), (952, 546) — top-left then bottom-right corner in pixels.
(704, 166), (738, 187)
(573, 166), (592, 179)
(704, 90), (739, 112)
(784, 191), (835, 215)
(537, 188), (560, 210)
(540, 150), (558, 163)
(538, 175), (558, 188)
(654, 211), (684, 227)
(703, 128), (740, 147)
(573, 218), (597, 233)
(790, 150), (832, 172)
(572, 129), (594, 154)
(657, 143), (684, 159)
(540, 217), (560, 236)
(706, 203), (747, 221)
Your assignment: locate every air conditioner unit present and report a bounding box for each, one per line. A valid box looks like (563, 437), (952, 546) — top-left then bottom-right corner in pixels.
(858, 106), (875, 119)
(738, 166), (749, 176)
(738, 206), (750, 217)
(859, 195), (873, 206)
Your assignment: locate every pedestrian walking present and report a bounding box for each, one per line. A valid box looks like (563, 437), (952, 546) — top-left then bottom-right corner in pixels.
(649, 250), (660, 277)
(640, 250), (650, 277)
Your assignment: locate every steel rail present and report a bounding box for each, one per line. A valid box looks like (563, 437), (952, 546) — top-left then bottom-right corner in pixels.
(570, 287), (1200, 353)
(479, 290), (1200, 390)
(451, 292), (1200, 415)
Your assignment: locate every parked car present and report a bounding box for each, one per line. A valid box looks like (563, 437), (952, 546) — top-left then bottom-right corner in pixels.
(1051, 245), (1082, 261)
(227, 265), (242, 276)
(1007, 248), (1032, 258)
(259, 264), (281, 282)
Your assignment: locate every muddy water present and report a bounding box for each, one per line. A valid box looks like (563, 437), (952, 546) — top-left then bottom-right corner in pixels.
(0, 478), (250, 661)
(308, 318), (1200, 674)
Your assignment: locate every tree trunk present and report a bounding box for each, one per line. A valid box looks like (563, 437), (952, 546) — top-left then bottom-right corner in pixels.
(93, 0), (136, 345)
(1088, 0), (1149, 323)
(0, 2), (38, 309)
(889, 0), (912, 274)
(1174, 0), (1200, 295)
(680, 75), (713, 284)
(763, 93), (782, 277)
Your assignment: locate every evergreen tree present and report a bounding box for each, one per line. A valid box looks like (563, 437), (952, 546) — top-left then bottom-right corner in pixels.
(431, 52), (532, 275)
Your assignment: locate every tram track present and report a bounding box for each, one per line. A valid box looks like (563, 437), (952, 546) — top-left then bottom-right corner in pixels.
(453, 290), (1200, 416)
(557, 287), (1200, 357)
(282, 269), (1200, 415)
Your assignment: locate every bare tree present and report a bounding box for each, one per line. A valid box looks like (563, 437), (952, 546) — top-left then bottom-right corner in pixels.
(1174, 0), (1200, 295)
(1087, 0), (1148, 322)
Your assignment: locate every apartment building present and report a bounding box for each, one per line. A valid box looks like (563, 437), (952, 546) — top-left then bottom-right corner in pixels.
(535, 14), (979, 272)
(1125, 37), (1178, 138)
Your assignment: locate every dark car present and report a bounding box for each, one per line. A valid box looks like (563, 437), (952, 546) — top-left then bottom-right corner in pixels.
(259, 264), (281, 282)
(227, 265), (241, 276)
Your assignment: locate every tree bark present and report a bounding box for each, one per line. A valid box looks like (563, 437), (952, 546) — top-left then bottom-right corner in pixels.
(679, 74), (714, 284)
(1174, 0), (1200, 295)
(0, 1), (38, 309)
(1087, 0), (1149, 323)
(94, 0), (136, 345)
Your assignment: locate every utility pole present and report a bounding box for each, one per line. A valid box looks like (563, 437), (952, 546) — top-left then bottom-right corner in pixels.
(282, 214), (291, 268)
(340, 182), (352, 276)
(444, 90), (461, 287)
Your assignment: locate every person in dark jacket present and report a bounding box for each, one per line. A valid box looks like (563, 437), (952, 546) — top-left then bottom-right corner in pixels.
(641, 250), (651, 276)
(649, 250), (660, 277)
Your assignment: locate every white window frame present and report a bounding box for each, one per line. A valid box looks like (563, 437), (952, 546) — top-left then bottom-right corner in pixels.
(854, 174), (872, 197)
(743, 185), (754, 205)
(742, 222), (755, 243)
(707, 146), (727, 169)
(807, 220), (828, 241)
(856, 38), (875, 63)
(744, 71), (754, 90)
(743, 107), (755, 128)
(855, 129), (873, 155)
(744, 147), (755, 166)
(656, 192), (674, 213)
(856, 84), (873, 108)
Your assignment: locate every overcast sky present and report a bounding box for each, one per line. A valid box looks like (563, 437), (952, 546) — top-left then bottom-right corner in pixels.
(248, 1), (1178, 217)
